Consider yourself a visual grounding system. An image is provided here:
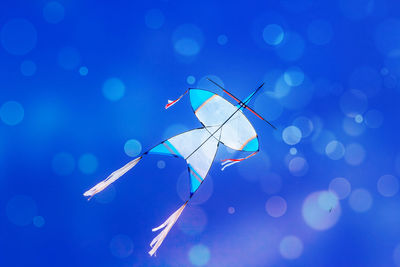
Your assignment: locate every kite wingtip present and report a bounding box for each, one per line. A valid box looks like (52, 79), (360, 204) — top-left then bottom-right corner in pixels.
(83, 191), (94, 200)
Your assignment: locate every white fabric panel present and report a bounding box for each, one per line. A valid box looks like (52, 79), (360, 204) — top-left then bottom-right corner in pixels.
(220, 111), (257, 150)
(195, 95), (235, 126)
(168, 126), (220, 178)
(186, 132), (219, 178)
(195, 94), (257, 151)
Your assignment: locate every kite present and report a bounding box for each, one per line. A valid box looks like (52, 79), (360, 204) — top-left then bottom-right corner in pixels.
(83, 79), (276, 256)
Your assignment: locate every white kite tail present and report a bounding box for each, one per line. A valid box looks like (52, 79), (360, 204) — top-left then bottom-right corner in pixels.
(83, 156), (142, 199)
(149, 201), (188, 256)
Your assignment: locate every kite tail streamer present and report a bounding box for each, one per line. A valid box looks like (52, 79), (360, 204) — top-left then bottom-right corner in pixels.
(149, 201), (188, 256)
(220, 152), (258, 171)
(83, 156), (142, 199)
(165, 90), (188, 109)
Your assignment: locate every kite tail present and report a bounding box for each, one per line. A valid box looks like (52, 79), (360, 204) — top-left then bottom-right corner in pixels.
(149, 201), (188, 256)
(165, 90), (188, 109)
(83, 156), (142, 199)
(221, 151), (258, 171)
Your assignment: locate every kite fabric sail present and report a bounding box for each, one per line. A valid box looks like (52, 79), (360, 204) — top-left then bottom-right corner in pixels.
(83, 80), (275, 256)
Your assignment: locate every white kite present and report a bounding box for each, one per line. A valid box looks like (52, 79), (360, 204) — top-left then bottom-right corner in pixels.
(83, 79), (276, 256)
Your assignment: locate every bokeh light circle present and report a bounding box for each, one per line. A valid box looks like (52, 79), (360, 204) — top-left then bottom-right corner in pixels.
(343, 116), (366, 136)
(78, 153), (98, 174)
(276, 32), (305, 61)
(145, 9), (164, 29)
(228, 207), (235, 214)
(282, 126), (302, 145)
(325, 140), (345, 160)
(377, 175), (399, 197)
(262, 69), (287, 98)
(279, 236), (303, 260)
(288, 157), (308, 176)
(20, 60), (37, 76)
(1, 18), (37, 55)
(339, 90), (368, 117)
(273, 76), (292, 99)
(157, 160), (165, 169)
(52, 152), (75, 176)
(263, 24), (284, 46)
(307, 19), (333, 45)
(178, 206), (208, 236)
(344, 143), (366, 166)
(312, 130), (336, 155)
(217, 34), (228, 45)
(124, 139), (142, 157)
(187, 75), (196, 85)
(109, 234), (134, 258)
(79, 66), (88, 76)
(172, 24), (204, 57)
(318, 191), (339, 211)
(290, 147), (297, 155)
(355, 114), (363, 123)
(0, 101), (24, 126)
(283, 67), (304, 86)
(293, 116), (314, 138)
(329, 177), (351, 199)
(33, 216), (45, 228)
(265, 196), (287, 217)
(302, 191), (341, 230)
(43, 2), (65, 24)
(58, 47), (80, 70)
(349, 188), (372, 212)
(174, 39), (200, 56)
(102, 78), (125, 101)
(6, 195), (37, 226)
(188, 244), (210, 266)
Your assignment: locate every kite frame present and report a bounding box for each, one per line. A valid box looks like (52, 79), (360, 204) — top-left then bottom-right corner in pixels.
(143, 86), (262, 197)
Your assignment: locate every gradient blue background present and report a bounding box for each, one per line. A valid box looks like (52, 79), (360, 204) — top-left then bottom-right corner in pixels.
(1, 0), (400, 266)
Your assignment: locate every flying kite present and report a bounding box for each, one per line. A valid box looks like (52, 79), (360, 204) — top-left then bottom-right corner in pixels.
(83, 79), (276, 256)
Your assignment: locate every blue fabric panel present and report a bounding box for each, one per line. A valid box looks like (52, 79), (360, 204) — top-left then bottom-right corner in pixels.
(243, 137), (259, 152)
(190, 89), (215, 111)
(190, 172), (202, 193)
(188, 165), (203, 193)
(164, 140), (182, 157)
(148, 143), (174, 156)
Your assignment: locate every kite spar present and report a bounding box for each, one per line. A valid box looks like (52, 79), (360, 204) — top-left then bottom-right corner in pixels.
(83, 79), (276, 256)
